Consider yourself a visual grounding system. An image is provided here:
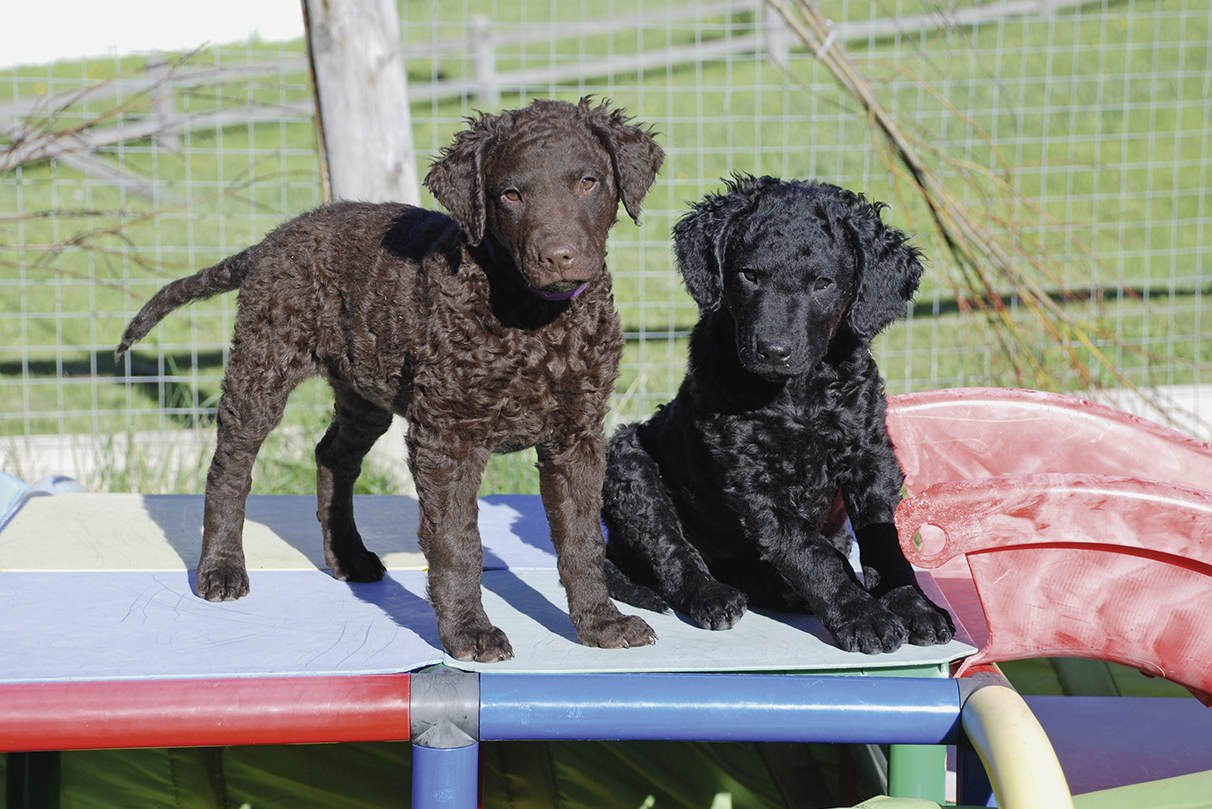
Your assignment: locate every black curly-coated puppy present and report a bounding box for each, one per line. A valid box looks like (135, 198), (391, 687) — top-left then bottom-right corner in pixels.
(602, 175), (954, 654)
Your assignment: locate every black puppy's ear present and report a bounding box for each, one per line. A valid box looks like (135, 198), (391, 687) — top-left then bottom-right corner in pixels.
(423, 113), (497, 246)
(673, 174), (767, 312)
(583, 98), (665, 224)
(841, 194), (925, 338)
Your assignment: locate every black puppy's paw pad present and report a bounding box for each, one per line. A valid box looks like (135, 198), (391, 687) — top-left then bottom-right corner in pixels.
(685, 581), (749, 631)
(196, 563), (250, 602)
(828, 603), (907, 655)
(444, 624), (514, 663)
(329, 549), (387, 583)
(624, 589), (672, 615)
(577, 613), (658, 649)
(879, 585), (955, 647)
(604, 561), (671, 614)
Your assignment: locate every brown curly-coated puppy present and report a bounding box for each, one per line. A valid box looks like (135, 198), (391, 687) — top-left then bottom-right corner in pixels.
(115, 98), (664, 662)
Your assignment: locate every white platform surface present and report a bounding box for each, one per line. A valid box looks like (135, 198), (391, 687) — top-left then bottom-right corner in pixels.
(0, 494), (973, 683)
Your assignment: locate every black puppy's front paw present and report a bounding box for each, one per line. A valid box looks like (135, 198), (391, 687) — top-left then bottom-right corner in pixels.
(684, 580), (749, 630)
(827, 599), (907, 654)
(604, 559), (671, 614)
(879, 585), (955, 647)
(329, 547), (387, 583)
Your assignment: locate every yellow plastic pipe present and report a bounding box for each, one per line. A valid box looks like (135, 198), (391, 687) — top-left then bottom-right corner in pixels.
(962, 681), (1074, 809)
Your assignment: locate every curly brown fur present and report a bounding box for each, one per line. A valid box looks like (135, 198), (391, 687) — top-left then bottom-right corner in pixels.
(602, 175), (954, 654)
(116, 97), (664, 662)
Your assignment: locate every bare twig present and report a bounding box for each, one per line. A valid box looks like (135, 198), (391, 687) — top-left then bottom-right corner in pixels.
(767, 0), (1194, 419)
(0, 52), (202, 175)
(0, 164), (314, 291)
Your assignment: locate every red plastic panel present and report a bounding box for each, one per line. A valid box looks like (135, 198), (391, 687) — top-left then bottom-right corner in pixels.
(886, 387), (1212, 495)
(0, 674), (410, 752)
(896, 473), (1212, 704)
(900, 473), (1212, 564)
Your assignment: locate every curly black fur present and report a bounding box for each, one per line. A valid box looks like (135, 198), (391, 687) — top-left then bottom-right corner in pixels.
(602, 175), (954, 654)
(116, 97), (664, 663)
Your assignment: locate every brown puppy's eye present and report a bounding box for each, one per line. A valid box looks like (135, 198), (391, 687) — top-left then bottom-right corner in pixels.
(580, 177), (597, 191)
(503, 189), (522, 203)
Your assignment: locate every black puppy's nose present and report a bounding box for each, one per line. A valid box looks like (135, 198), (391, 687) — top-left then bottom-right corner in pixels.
(540, 242), (577, 271)
(757, 339), (794, 364)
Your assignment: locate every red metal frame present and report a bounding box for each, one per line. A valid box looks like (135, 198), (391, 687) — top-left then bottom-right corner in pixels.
(0, 674), (410, 751)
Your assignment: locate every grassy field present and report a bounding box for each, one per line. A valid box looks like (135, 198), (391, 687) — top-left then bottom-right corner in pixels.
(1, 0), (1208, 494)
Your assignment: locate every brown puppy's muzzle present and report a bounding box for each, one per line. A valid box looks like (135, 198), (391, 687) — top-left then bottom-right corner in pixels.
(533, 240), (596, 293)
(519, 232), (605, 295)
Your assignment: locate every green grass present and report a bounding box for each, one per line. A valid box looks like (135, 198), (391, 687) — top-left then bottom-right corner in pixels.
(2, 0), (1208, 493)
(480, 448), (542, 496)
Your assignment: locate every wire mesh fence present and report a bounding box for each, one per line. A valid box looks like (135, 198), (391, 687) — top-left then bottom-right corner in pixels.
(1, 0), (1208, 491)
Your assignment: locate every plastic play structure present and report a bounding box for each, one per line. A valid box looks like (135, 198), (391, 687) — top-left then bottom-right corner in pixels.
(885, 387), (1212, 807)
(887, 388), (1212, 704)
(2, 387), (1211, 808)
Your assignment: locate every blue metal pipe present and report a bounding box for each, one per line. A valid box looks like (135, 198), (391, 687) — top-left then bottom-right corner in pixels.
(480, 673), (961, 745)
(412, 742), (479, 809)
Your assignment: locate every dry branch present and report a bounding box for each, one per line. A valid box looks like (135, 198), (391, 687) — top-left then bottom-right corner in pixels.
(767, 0), (1184, 409)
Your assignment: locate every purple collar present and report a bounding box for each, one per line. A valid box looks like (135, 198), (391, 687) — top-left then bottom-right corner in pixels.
(528, 281), (590, 301)
(480, 238), (590, 302)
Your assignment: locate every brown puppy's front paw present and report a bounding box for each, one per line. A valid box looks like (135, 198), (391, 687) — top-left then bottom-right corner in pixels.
(576, 611), (658, 649)
(443, 622), (514, 663)
(879, 585), (955, 647)
(329, 548), (387, 583)
(827, 601), (907, 655)
(196, 561), (250, 602)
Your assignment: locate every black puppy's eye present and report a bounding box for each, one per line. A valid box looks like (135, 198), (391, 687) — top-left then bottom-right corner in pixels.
(503, 189), (522, 203)
(580, 177), (597, 191)
(741, 270), (757, 284)
(814, 277), (833, 291)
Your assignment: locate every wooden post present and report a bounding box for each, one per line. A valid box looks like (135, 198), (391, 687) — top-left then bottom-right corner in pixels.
(763, 0), (790, 71)
(302, 0), (419, 205)
(148, 53), (179, 152)
(470, 15), (500, 110)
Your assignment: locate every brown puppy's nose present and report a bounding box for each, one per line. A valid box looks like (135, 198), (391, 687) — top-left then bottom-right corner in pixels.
(540, 242), (577, 272)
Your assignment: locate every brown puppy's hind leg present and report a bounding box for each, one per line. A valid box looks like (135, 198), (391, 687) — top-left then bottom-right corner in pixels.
(315, 384), (391, 582)
(197, 347), (305, 601)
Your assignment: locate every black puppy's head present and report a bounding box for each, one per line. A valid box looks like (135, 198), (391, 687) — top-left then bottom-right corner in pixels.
(673, 175), (923, 379)
(424, 97), (664, 296)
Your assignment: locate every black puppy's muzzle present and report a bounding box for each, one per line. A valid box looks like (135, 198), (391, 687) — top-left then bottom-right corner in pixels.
(738, 329), (831, 380)
(755, 336), (794, 366)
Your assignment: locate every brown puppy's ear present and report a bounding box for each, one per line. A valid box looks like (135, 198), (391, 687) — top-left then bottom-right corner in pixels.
(582, 97), (665, 225)
(673, 173), (770, 312)
(839, 192), (925, 339)
(424, 113), (497, 246)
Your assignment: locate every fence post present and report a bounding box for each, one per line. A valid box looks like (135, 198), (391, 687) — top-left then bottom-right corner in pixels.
(302, 0), (420, 205)
(470, 15), (500, 110)
(763, 0), (791, 70)
(148, 53), (179, 152)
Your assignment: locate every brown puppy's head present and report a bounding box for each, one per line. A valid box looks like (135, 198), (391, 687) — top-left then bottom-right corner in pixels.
(425, 97), (665, 296)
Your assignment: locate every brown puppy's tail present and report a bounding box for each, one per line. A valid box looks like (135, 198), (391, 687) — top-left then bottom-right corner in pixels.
(114, 247), (256, 361)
